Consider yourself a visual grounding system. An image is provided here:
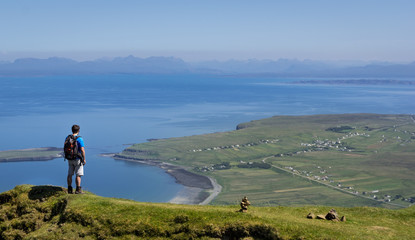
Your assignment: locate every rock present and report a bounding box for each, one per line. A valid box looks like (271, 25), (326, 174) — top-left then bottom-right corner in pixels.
(316, 215), (326, 220)
(325, 209), (339, 221)
(307, 213), (315, 219)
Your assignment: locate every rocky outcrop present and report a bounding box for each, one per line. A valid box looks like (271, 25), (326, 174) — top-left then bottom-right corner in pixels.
(308, 209), (346, 222)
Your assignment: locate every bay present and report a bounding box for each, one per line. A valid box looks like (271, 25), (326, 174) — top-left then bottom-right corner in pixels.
(1, 74), (414, 202)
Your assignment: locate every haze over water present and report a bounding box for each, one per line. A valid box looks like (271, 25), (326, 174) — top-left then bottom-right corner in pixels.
(1, 74), (414, 201)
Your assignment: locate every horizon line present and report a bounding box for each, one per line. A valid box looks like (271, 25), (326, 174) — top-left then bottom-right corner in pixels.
(1, 54), (414, 65)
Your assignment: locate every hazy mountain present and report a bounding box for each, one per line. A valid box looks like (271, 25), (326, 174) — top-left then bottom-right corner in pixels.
(78, 55), (190, 74)
(337, 62), (415, 78)
(190, 59), (336, 74)
(0, 56), (190, 76)
(0, 56), (414, 77)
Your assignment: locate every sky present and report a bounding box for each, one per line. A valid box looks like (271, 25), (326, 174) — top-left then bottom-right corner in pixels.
(1, 0), (414, 62)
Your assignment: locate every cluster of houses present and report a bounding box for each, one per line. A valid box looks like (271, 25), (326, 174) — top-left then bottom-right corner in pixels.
(300, 139), (347, 152)
(284, 165), (333, 183)
(194, 162), (231, 172)
(188, 138), (280, 153)
(341, 132), (370, 139)
(298, 132), (370, 153)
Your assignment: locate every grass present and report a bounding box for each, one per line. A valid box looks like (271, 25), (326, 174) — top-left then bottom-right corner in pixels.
(1, 185), (415, 240)
(116, 113), (415, 208)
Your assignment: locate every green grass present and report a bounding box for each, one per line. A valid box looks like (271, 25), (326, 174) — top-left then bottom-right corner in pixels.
(1, 185), (415, 240)
(116, 114), (415, 208)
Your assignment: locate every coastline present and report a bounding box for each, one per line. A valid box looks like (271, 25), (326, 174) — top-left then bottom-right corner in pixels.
(112, 155), (222, 205)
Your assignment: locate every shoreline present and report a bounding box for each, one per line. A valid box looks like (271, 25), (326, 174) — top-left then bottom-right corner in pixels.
(168, 176), (222, 205)
(112, 156), (222, 205)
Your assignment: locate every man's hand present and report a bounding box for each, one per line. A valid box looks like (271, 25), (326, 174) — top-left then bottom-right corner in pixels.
(82, 160), (86, 166)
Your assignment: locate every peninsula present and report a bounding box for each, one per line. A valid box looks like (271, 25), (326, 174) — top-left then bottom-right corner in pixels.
(0, 147), (62, 162)
(116, 113), (415, 208)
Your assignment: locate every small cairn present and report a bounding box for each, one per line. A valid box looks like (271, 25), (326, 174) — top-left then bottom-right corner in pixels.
(239, 196), (251, 213)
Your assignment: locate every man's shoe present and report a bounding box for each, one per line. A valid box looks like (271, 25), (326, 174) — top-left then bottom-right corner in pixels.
(68, 186), (73, 194)
(75, 186), (84, 194)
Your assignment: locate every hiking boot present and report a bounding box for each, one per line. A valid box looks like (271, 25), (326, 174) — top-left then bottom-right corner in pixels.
(68, 186), (73, 194)
(75, 186), (84, 194)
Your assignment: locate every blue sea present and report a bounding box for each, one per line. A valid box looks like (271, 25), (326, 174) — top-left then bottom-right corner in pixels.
(1, 74), (414, 202)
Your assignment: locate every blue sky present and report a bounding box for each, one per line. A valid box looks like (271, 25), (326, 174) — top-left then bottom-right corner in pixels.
(1, 0), (414, 62)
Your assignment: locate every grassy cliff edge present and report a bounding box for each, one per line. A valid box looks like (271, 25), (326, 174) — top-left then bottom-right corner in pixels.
(1, 185), (415, 240)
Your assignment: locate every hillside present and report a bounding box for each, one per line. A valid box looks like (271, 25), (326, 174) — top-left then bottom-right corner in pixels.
(116, 114), (415, 208)
(1, 185), (415, 240)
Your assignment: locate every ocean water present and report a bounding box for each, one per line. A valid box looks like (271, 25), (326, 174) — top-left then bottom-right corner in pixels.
(1, 74), (414, 201)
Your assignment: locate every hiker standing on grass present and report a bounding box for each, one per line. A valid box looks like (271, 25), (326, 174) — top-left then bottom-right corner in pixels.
(64, 124), (86, 194)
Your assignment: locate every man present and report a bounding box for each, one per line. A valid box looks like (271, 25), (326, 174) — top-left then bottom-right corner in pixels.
(66, 124), (86, 194)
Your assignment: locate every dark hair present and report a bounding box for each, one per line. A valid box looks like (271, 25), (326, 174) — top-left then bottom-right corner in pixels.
(72, 125), (80, 134)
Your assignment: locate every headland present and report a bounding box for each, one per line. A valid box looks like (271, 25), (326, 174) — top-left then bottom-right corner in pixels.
(0, 147), (62, 162)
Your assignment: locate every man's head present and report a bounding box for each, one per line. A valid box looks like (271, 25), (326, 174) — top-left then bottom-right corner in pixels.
(72, 124), (80, 134)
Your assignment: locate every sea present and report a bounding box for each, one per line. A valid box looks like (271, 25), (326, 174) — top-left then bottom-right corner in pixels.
(1, 74), (414, 202)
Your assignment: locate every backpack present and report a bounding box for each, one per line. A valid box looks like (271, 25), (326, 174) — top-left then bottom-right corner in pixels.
(64, 134), (82, 160)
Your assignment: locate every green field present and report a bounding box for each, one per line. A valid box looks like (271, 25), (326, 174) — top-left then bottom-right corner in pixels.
(117, 114), (415, 208)
(1, 185), (415, 240)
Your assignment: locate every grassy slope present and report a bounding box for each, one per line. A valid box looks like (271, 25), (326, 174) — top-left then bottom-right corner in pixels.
(1, 185), (415, 240)
(116, 114), (415, 208)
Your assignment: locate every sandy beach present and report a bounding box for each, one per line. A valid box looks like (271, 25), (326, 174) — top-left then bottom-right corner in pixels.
(113, 155), (222, 204)
(169, 176), (222, 205)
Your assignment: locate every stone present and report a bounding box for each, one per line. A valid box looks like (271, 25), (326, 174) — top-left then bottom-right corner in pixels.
(325, 209), (339, 221)
(316, 215), (326, 220)
(307, 213), (315, 219)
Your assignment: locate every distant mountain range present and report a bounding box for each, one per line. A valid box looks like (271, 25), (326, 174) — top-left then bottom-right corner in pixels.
(0, 55), (414, 77)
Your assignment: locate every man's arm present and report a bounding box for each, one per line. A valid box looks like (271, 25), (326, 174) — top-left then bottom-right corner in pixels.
(77, 137), (86, 165)
(80, 147), (86, 165)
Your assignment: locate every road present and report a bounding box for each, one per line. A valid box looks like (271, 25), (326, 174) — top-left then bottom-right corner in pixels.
(262, 156), (407, 208)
